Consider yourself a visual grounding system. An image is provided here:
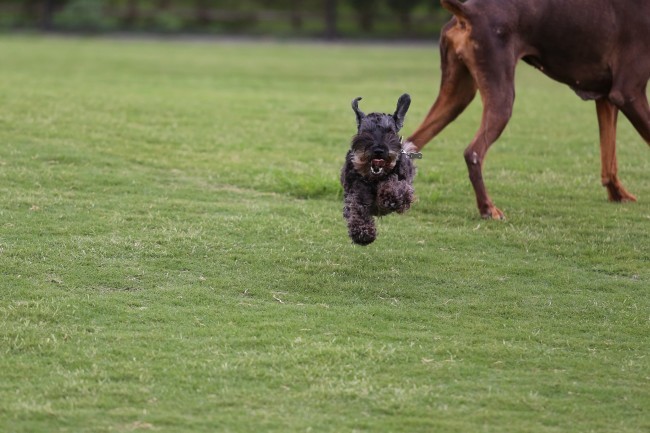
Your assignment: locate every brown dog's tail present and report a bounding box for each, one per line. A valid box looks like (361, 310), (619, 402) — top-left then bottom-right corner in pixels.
(441, 0), (469, 19)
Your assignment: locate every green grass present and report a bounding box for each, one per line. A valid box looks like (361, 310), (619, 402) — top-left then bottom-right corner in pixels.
(0, 36), (648, 433)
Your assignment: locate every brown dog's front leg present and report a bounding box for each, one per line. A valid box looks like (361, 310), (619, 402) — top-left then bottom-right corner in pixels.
(596, 98), (637, 202)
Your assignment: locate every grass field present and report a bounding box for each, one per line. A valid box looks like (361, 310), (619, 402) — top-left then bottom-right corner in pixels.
(0, 36), (648, 433)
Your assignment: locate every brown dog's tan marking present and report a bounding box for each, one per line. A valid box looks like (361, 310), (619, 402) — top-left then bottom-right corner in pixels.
(406, 0), (650, 219)
(407, 19), (477, 149)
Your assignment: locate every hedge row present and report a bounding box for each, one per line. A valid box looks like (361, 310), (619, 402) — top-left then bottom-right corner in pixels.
(1, 0), (450, 39)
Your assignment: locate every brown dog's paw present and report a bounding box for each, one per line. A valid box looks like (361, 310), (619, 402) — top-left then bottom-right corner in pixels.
(481, 205), (506, 220)
(605, 182), (637, 203)
(348, 223), (377, 246)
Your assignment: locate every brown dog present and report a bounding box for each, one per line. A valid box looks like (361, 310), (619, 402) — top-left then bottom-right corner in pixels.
(404, 0), (650, 219)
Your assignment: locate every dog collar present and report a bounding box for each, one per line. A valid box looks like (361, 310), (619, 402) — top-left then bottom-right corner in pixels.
(401, 149), (423, 159)
(400, 137), (423, 159)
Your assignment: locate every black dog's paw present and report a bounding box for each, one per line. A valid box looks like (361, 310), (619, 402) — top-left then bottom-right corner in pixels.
(377, 180), (414, 214)
(348, 223), (377, 246)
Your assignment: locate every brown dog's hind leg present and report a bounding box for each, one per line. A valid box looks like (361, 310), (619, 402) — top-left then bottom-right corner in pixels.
(617, 90), (650, 145)
(461, 61), (516, 220)
(464, 100), (512, 219)
(405, 28), (477, 150)
(595, 98), (637, 202)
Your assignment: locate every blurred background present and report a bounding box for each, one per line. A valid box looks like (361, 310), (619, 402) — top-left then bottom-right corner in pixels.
(0, 0), (450, 40)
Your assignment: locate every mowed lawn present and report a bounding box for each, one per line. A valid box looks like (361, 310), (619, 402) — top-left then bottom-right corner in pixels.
(0, 36), (648, 433)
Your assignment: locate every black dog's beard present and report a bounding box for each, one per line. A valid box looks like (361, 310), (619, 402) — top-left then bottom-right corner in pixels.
(351, 150), (399, 178)
(349, 131), (402, 178)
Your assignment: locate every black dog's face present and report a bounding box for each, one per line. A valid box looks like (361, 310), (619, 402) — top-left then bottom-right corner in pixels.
(349, 94), (411, 178)
(351, 115), (402, 177)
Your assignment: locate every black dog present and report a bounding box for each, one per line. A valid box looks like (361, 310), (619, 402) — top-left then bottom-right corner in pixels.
(405, 0), (650, 219)
(341, 94), (421, 245)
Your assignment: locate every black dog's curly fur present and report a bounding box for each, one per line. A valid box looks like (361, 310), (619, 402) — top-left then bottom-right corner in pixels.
(340, 94), (417, 245)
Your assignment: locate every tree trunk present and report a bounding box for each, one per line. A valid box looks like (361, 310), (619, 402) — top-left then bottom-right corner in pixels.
(359, 10), (373, 32)
(41, 0), (56, 30)
(290, 0), (303, 31)
(195, 0), (211, 26)
(324, 0), (338, 39)
(399, 11), (411, 32)
(157, 0), (171, 12)
(124, 0), (140, 28)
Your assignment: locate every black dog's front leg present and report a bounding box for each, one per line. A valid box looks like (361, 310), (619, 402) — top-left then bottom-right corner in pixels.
(377, 175), (414, 214)
(343, 181), (377, 246)
(377, 158), (416, 214)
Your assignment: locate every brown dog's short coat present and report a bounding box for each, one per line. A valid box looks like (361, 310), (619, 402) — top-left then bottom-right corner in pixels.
(405, 0), (650, 219)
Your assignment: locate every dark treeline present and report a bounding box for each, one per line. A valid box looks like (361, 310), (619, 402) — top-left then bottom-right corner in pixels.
(0, 0), (450, 39)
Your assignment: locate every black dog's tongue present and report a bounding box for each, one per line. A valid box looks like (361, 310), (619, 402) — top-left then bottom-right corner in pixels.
(370, 159), (386, 175)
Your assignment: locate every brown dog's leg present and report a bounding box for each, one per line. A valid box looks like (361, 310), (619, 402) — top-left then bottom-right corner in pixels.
(595, 98), (637, 202)
(617, 91), (650, 145)
(405, 28), (477, 150)
(463, 89), (513, 219)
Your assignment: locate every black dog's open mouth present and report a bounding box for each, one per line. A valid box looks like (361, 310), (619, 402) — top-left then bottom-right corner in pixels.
(370, 159), (386, 175)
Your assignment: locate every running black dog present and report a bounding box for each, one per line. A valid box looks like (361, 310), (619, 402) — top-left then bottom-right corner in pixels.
(341, 94), (420, 245)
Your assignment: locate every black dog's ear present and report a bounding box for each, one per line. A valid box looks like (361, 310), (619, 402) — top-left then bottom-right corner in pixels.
(351, 97), (365, 129)
(393, 93), (411, 131)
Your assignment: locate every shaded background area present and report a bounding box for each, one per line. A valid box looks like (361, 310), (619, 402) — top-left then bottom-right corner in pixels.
(0, 0), (450, 39)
